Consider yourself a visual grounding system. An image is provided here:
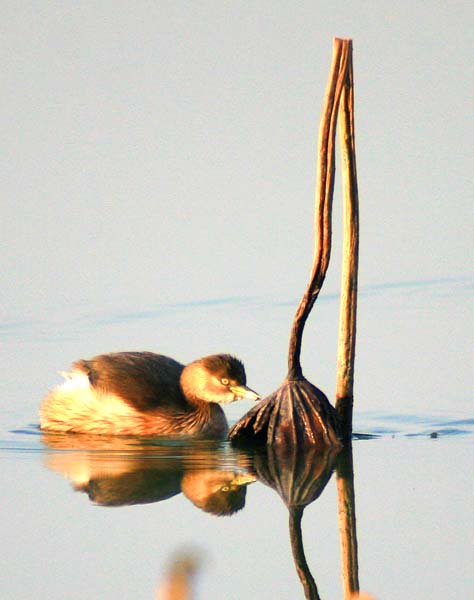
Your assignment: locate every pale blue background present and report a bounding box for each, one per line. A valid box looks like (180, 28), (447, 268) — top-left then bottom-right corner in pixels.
(2, 2), (472, 313)
(2, 1), (472, 415)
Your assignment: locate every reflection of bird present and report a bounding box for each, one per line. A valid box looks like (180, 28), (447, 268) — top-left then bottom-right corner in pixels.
(181, 470), (256, 515)
(74, 469), (255, 515)
(42, 433), (256, 515)
(40, 352), (259, 436)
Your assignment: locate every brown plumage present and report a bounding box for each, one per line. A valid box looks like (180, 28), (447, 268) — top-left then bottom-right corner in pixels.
(40, 352), (259, 437)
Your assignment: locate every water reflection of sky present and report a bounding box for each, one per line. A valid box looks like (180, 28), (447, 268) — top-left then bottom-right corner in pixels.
(2, 275), (471, 422)
(1, 273), (472, 598)
(1, 422), (473, 599)
(2, 276), (470, 335)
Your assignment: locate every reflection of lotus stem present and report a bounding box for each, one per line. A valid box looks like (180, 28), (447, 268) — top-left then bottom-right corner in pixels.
(336, 444), (359, 598)
(335, 39), (359, 440)
(289, 507), (321, 600)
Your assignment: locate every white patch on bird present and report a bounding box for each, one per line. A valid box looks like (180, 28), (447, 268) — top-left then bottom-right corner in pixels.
(41, 374), (148, 434)
(59, 371), (91, 391)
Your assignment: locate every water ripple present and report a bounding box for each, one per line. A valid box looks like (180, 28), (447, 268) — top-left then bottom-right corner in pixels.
(0, 411), (473, 456)
(1, 275), (471, 341)
(353, 412), (474, 440)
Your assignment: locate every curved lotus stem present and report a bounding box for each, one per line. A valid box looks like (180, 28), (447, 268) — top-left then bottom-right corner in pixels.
(288, 39), (350, 380)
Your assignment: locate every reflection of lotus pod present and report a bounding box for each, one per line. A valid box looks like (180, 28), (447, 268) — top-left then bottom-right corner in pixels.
(251, 444), (338, 600)
(229, 377), (341, 450)
(253, 443), (338, 508)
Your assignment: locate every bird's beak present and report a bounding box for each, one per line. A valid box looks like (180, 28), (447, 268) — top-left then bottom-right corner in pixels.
(230, 472), (257, 486)
(229, 385), (260, 402)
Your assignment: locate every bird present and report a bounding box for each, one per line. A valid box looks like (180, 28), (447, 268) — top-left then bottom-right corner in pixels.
(40, 351), (260, 437)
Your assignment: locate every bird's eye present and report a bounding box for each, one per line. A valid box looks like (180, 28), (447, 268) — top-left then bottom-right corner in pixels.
(221, 485), (230, 492)
(221, 377), (229, 386)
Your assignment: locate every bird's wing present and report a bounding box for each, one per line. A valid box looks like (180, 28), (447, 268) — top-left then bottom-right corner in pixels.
(72, 352), (190, 413)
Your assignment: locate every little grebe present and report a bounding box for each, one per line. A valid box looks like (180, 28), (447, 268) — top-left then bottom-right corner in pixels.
(40, 352), (259, 436)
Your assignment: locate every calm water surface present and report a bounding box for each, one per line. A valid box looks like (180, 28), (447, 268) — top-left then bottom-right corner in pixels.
(1, 279), (473, 599)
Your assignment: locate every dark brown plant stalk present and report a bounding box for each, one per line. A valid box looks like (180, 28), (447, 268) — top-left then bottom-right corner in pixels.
(287, 38), (349, 380)
(333, 42), (361, 599)
(335, 41), (359, 440)
(229, 39), (351, 448)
